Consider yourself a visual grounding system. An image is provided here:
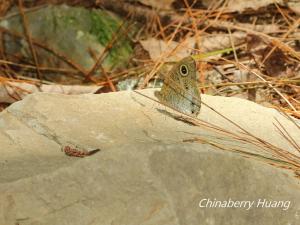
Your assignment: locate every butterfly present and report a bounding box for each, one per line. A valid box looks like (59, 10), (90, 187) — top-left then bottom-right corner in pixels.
(155, 56), (201, 117)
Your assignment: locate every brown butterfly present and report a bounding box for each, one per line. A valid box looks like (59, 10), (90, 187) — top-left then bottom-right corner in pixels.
(155, 56), (201, 117)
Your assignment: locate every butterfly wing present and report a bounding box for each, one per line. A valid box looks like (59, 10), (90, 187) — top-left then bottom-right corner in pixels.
(176, 57), (201, 116)
(155, 56), (201, 117)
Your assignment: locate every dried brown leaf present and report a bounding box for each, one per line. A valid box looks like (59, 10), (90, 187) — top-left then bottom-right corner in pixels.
(0, 81), (101, 103)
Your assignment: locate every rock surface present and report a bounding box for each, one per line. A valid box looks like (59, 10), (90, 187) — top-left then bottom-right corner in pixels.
(1, 5), (132, 76)
(0, 89), (299, 225)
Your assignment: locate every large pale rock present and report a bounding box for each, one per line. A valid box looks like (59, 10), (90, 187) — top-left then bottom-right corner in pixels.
(0, 89), (299, 225)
